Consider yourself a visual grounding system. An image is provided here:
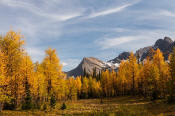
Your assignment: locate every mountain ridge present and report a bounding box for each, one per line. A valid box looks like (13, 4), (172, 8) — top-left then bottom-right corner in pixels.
(67, 36), (174, 77)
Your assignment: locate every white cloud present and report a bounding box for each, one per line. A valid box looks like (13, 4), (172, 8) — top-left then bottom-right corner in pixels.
(160, 10), (175, 18)
(97, 36), (140, 49)
(87, 3), (132, 19)
(84, 0), (141, 19)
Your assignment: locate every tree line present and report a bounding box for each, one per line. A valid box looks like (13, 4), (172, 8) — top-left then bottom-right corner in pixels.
(0, 30), (175, 111)
(80, 48), (175, 102)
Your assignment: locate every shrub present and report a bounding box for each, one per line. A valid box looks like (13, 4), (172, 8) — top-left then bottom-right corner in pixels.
(167, 95), (175, 104)
(60, 102), (66, 110)
(3, 99), (15, 110)
(22, 95), (32, 110)
(41, 103), (47, 111)
(50, 95), (56, 108)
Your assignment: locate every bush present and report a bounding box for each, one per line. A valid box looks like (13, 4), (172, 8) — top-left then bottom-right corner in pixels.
(21, 95), (32, 110)
(43, 103), (47, 110)
(32, 102), (40, 109)
(3, 99), (15, 110)
(60, 102), (66, 110)
(50, 95), (56, 108)
(151, 91), (158, 101)
(167, 95), (175, 104)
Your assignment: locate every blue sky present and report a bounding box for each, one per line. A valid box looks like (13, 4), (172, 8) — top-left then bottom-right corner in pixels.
(0, 0), (175, 71)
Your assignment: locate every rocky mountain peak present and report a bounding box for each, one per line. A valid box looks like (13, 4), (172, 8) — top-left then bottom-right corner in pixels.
(164, 36), (173, 43)
(67, 57), (105, 77)
(118, 52), (130, 60)
(153, 37), (173, 59)
(154, 37), (173, 49)
(82, 57), (104, 65)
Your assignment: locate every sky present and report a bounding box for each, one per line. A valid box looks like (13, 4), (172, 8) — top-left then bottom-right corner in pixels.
(0, 0), (175, 71)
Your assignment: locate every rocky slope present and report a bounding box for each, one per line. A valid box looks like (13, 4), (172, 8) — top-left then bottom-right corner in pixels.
(67, 57), (105, 77)
(108, 52), (130, 64)
(66, 57), (118, 77)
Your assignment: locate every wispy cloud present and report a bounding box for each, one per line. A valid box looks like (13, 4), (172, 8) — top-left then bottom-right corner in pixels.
(96, 29), (175, 50)
(87, 4), (131, 19)
(97, 36), (139, 49)
(0, 0), (82, 21)
(84, 0), (142, 19)
(160, 10), (175, 18)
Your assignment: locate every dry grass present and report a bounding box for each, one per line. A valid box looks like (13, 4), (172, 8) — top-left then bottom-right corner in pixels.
(0, 96), (175, 116)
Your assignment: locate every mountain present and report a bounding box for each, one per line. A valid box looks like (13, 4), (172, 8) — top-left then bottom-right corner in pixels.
(67, 36), (174, 77)
(135, 36), (174, 61)
(66, 57), (118, 77)
(67, 57), (105, 77)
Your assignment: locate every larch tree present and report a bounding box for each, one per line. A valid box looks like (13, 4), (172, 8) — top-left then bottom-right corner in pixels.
(101, 70), (110, 97)
(117, 60), (129, 95)
(0, 51), (9, 111)
(149, 63), (160, 100)
(75, 76), (82, 98)
(128, 52), (139, 95)
(41, 48), (65, 102)
(111, 70), (117, 96)
(88, 76), (94, 97)
(139, 57), (152, 97)
(21, 53), (34, 109)
(153, 49), (168, 98)
(168, 47), (175, 102)
(33, 62), (46, 107)
(81, 77), (89, 98)
(0, 30), (24, 108)
(66, 77), (77, 100)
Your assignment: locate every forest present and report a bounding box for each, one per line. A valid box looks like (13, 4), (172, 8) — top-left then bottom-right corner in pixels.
(0, 30), (175, 115)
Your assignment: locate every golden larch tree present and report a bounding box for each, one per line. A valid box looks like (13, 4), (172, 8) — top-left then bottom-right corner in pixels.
(41, 48), (65, 101)
(0, 30), (24, 107)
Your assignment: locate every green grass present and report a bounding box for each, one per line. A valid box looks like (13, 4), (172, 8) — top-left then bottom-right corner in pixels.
(0, 96), (174, 116)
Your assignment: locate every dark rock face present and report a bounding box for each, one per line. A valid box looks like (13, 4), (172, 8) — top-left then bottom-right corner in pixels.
(135, 37), (174, 60)
(118, 52), (130, 60)
(154, 37), (173, 52)
(164, 37), (173, 44)
(135, 46), (152, 61)
(108, 52), (130, 63)
(140, 48), (155, 61)
(66, 57), (105, 77)
(153, 37), (173, 60)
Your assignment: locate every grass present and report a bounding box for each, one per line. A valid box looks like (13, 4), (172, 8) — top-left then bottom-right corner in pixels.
(0, 96), (175, 116)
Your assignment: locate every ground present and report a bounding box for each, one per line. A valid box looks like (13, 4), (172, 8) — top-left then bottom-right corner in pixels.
(0, 96), (175, 116)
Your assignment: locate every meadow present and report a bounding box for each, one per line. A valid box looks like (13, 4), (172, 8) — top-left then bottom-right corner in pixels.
(0, 96), (175, 116)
